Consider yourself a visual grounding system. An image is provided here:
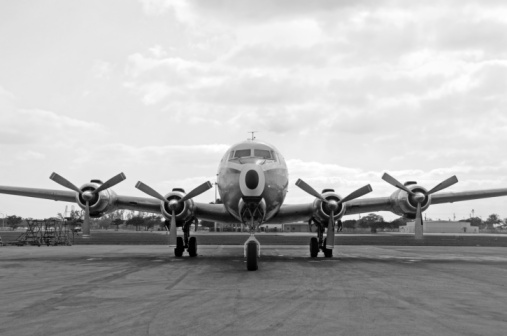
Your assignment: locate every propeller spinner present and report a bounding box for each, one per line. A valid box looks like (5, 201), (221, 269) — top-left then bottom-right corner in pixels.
(50, 172), (126, 238)
(296, 179), (373, 249)
(135, 181), (212, 246)
(381, 172), (458, 227)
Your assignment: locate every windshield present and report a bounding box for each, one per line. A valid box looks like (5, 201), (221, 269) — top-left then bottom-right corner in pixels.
(233, 149), (251, 159)
(253, 149), (272, 159)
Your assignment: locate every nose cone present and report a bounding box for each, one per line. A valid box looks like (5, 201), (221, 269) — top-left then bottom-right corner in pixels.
(245, 170), (259, 190)
(239, 164), (265, 197)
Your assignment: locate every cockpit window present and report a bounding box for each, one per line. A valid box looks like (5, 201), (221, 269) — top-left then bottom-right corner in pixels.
(253, 149), (272, 159)
(233, 149), (251, 159)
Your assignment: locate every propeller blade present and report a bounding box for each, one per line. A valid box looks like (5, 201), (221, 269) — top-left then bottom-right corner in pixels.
(295, 179), (326, 202)
(135, 181), (167, 202)
(326, 210), (335, 249)
(93, 172), (126, 194)
(169, 210), (177, 247)
(50, 172), (81, 193)
(339, 184), (373, 204)
(426, 175), (458, 195)
(82, 201), (91, 238)
(414, 201), (423, 227)
(179, 181), (213, 203)
(381, 172), (415, 195)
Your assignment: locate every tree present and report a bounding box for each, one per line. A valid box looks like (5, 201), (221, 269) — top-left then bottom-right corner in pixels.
(145, 215), (162, 231)
(6, 215), (22, 230)
(126, 215), (145, 231)
(389, 217), (407, 229)
(485, 214), (502, 230)
(357, 213), (385, 231)
(342, 219), (357, 229)
(112, 218), (123, 231)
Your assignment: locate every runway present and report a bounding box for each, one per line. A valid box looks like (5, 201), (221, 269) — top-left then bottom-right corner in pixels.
(1, 245), (507, 336)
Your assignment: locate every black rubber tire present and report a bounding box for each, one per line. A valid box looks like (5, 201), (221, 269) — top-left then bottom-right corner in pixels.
(323, 238), (333, 258)
(310, 237), (319, 258)
(188, 237), (197, 257)
(246, 241), (258, 271)
(174, 237), (184, 257)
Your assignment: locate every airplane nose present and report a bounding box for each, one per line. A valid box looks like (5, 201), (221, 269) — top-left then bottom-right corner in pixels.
(245, 170), (259, 190)
(239, 164), (265, 197)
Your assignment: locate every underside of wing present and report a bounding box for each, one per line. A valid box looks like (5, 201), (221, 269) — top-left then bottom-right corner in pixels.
(343, 197), (394, 216)
(268, 203), (314, 223)
(194, 202), (238, 224)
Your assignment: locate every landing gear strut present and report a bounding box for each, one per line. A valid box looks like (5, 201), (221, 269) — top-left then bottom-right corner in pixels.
(309, 218), (341, 258)
(169, 218), (198, 257)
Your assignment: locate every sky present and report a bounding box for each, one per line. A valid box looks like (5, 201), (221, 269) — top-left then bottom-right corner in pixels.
(1, 0), (507, 222)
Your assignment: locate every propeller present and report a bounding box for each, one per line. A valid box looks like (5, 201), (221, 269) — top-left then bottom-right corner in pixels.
(296, 179), (373, 249)
(135, 181), (212, 246)
(381, 172), (458, 227)
(50, 172), (126, 238)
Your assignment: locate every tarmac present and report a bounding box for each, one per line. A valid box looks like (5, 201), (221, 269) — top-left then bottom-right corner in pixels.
(1, 244), (507, 336)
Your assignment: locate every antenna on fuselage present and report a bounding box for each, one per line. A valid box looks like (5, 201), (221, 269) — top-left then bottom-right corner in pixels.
(248, 131), (257, 141)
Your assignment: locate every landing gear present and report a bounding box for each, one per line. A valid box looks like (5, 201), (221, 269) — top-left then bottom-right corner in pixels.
(246, 241), (258, 271)
(175, 237), (184, 257)
(172, 219), (198, 257)
(309, 218), (334, 258)
(323, 237), (333, 258)
(310, 237), (319, 258)
(188, 237), (197, 257)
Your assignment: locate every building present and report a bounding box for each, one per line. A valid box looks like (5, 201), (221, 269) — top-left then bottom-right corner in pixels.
(399, 221), (479, 234)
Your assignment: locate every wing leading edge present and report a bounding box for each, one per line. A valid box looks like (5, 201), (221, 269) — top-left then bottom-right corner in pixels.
(0, 185), (237, 223)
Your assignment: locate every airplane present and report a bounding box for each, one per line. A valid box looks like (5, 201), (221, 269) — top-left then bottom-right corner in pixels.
(1, 139), (507, 271)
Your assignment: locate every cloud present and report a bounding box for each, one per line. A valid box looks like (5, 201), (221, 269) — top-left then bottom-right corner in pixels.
(0, 105), (105, 146)
(92, 60), (114, 79)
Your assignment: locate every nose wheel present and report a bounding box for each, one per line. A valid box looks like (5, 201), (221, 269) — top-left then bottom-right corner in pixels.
(244, 235), (260, 271)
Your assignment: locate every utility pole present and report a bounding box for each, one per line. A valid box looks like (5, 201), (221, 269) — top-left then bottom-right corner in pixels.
(0, 212), (5, 230)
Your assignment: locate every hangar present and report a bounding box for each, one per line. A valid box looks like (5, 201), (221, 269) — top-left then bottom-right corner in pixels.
(399, 221), (479, 234)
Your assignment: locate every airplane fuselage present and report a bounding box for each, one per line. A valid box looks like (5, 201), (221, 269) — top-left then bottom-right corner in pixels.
(217, 140), (289, 224)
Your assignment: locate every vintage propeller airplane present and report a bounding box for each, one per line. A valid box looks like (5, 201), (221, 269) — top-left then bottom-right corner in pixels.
(1, 139), (507, 271)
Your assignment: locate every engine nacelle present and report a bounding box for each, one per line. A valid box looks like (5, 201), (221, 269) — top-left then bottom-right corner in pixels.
(312, 191), (346, 225)
(160, 190), (196, 226)
(389, 184), (432, 219)
(75, 182), (119, 218)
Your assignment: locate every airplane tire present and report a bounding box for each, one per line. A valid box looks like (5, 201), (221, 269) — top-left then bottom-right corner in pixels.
(246, 241), (258, 271)
(188, 237), (197, 257)
(323, 238), (333, 258)
(174, 237), (184, 257)
(310, 237), (319, 258)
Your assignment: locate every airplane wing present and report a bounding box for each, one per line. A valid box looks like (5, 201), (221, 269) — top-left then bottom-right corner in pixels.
(269, 203), (314, 223)
(0, 185), (76, 203)
(344, 188), (507, 216)
(0, 185), (237, 223)
(270, 188), (507, 222)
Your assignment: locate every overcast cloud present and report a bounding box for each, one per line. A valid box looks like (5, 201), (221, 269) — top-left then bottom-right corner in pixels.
(0, 0), (506, 220)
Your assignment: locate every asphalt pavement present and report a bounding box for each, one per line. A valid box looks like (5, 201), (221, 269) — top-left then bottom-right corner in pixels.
(1, 245), (507, 335)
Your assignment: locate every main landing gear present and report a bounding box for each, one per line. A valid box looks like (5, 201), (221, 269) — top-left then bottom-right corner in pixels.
(171, 219), (198, 257)
(309, 219), (342, 258)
